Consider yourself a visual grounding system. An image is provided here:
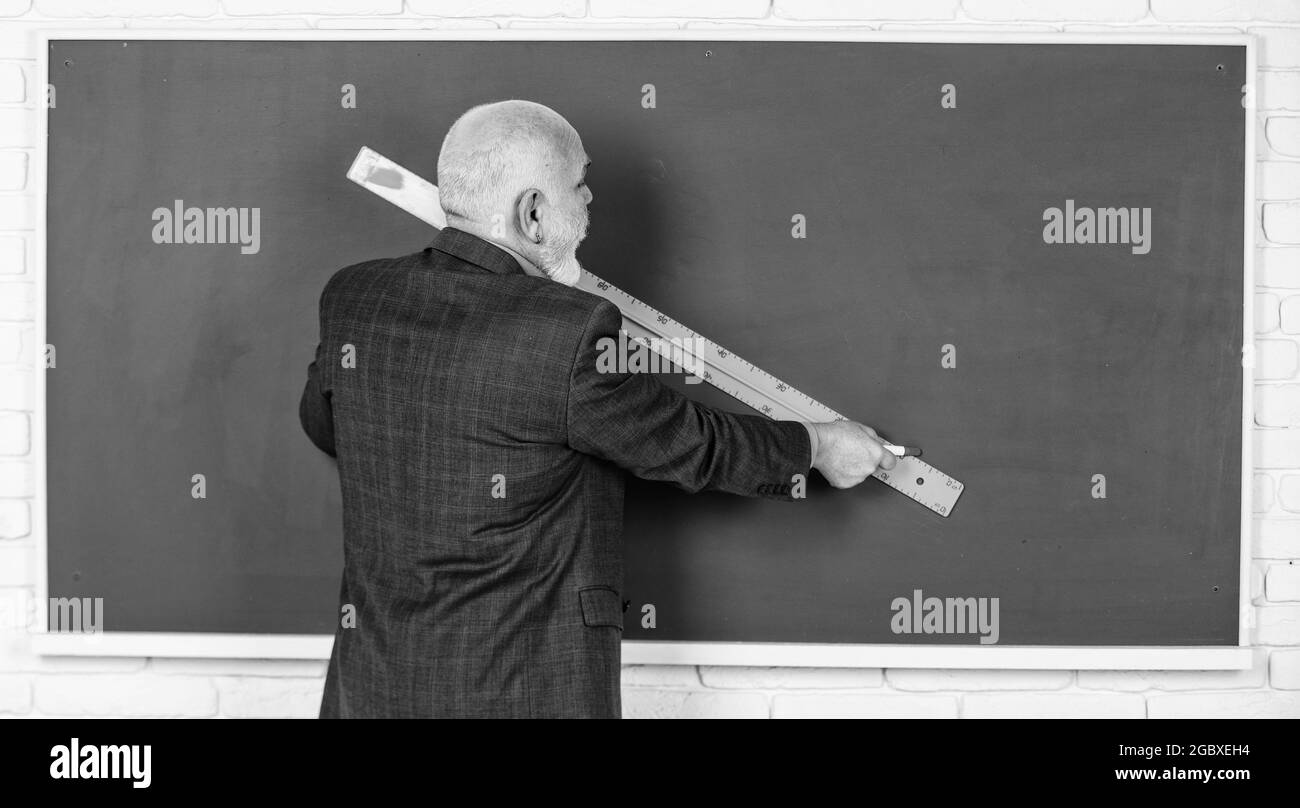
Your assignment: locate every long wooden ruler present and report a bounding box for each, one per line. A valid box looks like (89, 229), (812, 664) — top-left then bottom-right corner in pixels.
(347, 147), (964, 517)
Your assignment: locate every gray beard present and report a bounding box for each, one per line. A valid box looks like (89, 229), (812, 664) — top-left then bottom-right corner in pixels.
(543, 249), (582, 287)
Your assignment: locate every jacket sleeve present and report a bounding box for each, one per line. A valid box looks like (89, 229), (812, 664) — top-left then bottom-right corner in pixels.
(299, 338), (336, 458)
(565, 299), (812, 500)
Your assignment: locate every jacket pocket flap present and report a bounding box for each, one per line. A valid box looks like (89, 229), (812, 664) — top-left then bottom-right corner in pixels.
(579, 586), (624, 630)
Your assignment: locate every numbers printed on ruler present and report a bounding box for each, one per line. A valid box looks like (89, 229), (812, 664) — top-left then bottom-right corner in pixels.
(581, 269), (966, 517)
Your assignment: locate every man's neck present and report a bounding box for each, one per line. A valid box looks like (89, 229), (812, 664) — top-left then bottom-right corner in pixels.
(446, 220), (546, 279)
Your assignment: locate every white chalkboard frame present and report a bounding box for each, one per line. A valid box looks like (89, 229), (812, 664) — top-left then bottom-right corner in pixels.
(31, 28), (1255, 670)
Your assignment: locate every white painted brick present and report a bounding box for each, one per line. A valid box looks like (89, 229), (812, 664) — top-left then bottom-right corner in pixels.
(591, 0), (766, 16)
(1267, 560), (1300, 599)
(1258, 339), (1298, 383)
(1271, 647), (1300, 687)
(1255, 472), (1276, 512)
(0, 369), (32, 410)
(685, 19), (877, 29)
(0, 195), (33, 230)
(622, 689), (769, 718)
(27, 655), (149, 673)
(1063, 23), (1244, 34)
(1253, 558), (1267, 602)
(877, 21), (1058, 31)
(620, 664), (701, 687)
(963, 693), (1145, 718)
(0, 411), (28, 456)
(0, 542), (31, 585)
(517, 19), (680, 28)
(1261, 71), (1300, 112)
(316, 17), (499, 28)
(1258, 247), (1300, 287)
(0, 63), (23, 105)
(0, 109), (33, 149)
(35, 674), (217, 717)
(0, 674), (30, 714)
(408, 0), (580, 15)
(150, 657), (327, 677)
(1270, 115), (1300, 158)
(0, 322), (23, 361)
(0, 584), (30, 633)
(124, 18), (311, 29)
(1078, 649), (1268, 691)
(0, 236), (22, 275)
(1281, 293), (1300, 332)
(1255, 604), (1300, 643)
(1261, 162), (1300, 200)
(0, 21), (124, 60)
(17, 324), (34, 365)
(0, 460), (31, 499)
(885, 668), (1071, 691)
(1148, 691), (1300, 717)
(0, 459), (28, 504)
(773, 693), (957, 718)
(224, 0), (399, 14)
(1257, 427), (1300, 467)
(0, 1), (26, 17)
(1256, 113), (1273, 162)
(1254, 517), (1300, 557)
(1257, 338), (1299, 378)
(964, 0), (1145, 22)
(216, 676), (322, 718)
(1253, 27), (1300, 69)
(0, 499), (27, 538)
(1152, 0), (1300, 23)
(1263, 201), (1300, 243)
(1281, 474), (1300, 511)
(1258, 292), (1281, 333)
(35, 0), (216, 15)
(315, 18), (440, 28)
(0, 152), (26, 192)
(775, 0), (957, 19)
(1259, 386), (1300, 426)
(699, 666), (882, 689)
(0, 282), (33, 321)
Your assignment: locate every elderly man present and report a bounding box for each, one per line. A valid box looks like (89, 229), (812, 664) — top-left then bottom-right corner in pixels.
(299, 100), (895, 718)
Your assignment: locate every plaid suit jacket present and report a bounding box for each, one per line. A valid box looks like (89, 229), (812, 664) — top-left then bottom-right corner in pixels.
(299, 226), (812, 718)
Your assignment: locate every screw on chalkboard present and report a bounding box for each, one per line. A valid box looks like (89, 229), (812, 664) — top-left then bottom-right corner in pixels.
(63, 59), (73, 69)
(705, 50), (712, 57)
(1213, 585), (1220, 592)
(1216, 64), (1224, 72)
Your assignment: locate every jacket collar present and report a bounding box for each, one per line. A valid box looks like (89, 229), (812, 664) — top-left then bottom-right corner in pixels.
(427, 226), (526, 277)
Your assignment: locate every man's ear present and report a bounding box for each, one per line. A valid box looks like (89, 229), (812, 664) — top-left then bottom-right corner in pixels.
(515, 188), (544, 245)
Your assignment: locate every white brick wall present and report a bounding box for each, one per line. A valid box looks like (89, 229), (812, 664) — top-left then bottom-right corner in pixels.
(0, 1), (1295, 719)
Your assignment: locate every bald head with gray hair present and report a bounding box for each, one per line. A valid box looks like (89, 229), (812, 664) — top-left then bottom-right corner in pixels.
(438, 100), (579, 221)
(436, 100), (592, 285)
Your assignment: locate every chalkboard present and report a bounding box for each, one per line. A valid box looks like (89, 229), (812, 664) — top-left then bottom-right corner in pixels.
(44, 36), (1247, 650)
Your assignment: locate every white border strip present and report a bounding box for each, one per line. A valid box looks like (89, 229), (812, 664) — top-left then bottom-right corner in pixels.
(1239, 34), (1258, 648)
(29, 633), (1253, 670)
(33, 29), (1255, 669)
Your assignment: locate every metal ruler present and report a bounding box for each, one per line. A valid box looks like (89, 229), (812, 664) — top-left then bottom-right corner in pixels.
(348, 147), (964, 517)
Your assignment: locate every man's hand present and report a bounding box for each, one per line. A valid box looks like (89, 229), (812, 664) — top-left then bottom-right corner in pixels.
(810, 421), (897, 489)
